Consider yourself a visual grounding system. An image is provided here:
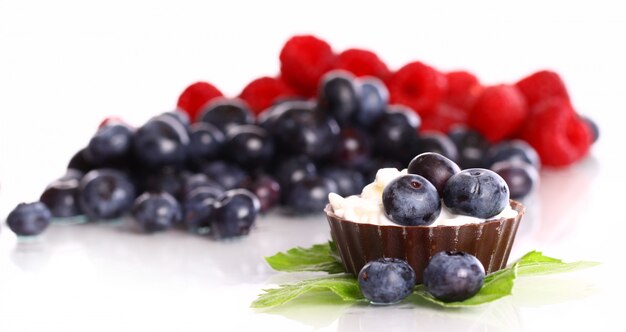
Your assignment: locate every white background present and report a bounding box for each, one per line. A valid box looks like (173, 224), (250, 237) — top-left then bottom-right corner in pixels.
(1, 1), (625, 331)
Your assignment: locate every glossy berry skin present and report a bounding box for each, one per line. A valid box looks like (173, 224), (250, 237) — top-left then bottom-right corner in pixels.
(448, 127), (491, 169)
(423, 251), (485, 302)
(6, 202), (52, 236)
(354, 77), (389, 128)
(336, 48), (391, 80)
(332, 127), (371, 168)
(200, 160), (247, 190)
(132, 192), (182, 233)
(372, 105), (421, 164)
(211, 189), (260, 239)
(413, 132), (459, 163)
(182, 186), (223, 233)
(67, 148), (97, 173)
(490, 161), (538, 199)
(79, 169), (136, 220)
(515, 70), (569, 108)
(318, 70), (359, 126)
(469, 85), (528, 143)
(321, 166), (365, 197)
(407, 153), (461, 196)
(139, 167), (183, 199)
(133, 116), (189, 169)
(486, 139), (540, 169)
(176, 81), (223, 121)
(161, 110), (191, 128)
(388, 61), (447, 117)
(180, 173), (224, 200)
(272, 155), (318, 197)
(443, 169), (509, 219)
(187, 122), (225, 163)
(239, 76), (295, 115)
(225, 125), (274, 170)
(242, 175), (281, 213)
(285, 176), (337, 214)
(40, 176), (82, 217)
(198, 98), (254, 134)
(358, 258), (416, 305)
(279, 35), (335, 97)
(382, 174), (441, 226)
(87, 123), (134, 165)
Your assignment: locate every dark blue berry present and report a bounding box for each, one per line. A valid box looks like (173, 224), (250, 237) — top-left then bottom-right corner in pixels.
(443, 168), (509, 219)
(182, 187), (223, 233)
(272, 155), (317, 194)
(413, 132), (458, 162)
(285, 176), (337, 214)
(225, 125), (274, 170)
(354, 77), (388, 129)
(161, 110), (191, 128)
(133, 116), (189, 169)
(67, 148), (96, 173)
(490, 160), (538, 199)
(372, 105), (420, 164)
(486, 139), (540, 169)
(382, 174), (441, 226)
(407, 152), (461, 196)
(79, 169), (136, 220)
(332, 127), (371, 168)
(139, 166), (183, 199)
(318, 70), (359, 125)
(132, 192), (182, 233)
(180, 173), (224, 200)
(198, 98), (254, 134)
(40, 175), (82, 218)
(211, 189), (260, 239)
(242, 174), (281, 213)
(321, 166), (365, 197)
(358, 258), (416, 304)
(200, 160), (247, 190)
(423, 251), (485, 302)
(87, 123), (134, 165)
(187, 122), (225, 163)
(448, 126), (490, 169)
(6, 202), (52, 236)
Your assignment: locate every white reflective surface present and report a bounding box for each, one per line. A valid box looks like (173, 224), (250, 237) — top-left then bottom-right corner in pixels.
(1, 1), (625, 331)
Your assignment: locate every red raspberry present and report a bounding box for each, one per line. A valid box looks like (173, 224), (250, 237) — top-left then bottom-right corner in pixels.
(388, 62), (447, 117)
(279, 35), (336, 97)
(515, 70), (570, 108)
(444, 71), (483, 111)
(520, 98), (591, 167)
(177, 82), (223, 121)
(98, 116), (127, 129)
(239, 76), (295, 115)
(335, 48), (391, 80)
(420, 103), (468, 133)
(468, 85), (528, 143)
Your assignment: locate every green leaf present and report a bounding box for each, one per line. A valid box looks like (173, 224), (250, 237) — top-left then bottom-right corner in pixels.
(514, 251), (600, 277)
(251, 274), (363, 308)
(265, 241), (345, 274)
(413, 262), (518, 307)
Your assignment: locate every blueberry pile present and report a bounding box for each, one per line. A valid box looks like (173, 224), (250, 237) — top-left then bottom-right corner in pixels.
(5, 70), (539, 239)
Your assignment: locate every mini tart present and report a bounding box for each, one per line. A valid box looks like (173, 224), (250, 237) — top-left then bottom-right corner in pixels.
(325, 200), (524, 283)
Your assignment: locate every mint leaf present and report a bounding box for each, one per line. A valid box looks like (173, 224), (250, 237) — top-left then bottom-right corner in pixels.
(251, 274), (363, 308)
(413, 263), (518, 307)
(515, 251), (600, 276)
(265, 241), (345, 274)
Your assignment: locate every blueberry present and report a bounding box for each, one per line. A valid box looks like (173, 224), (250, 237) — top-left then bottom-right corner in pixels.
(413, 132), (458, 162)
(382, 174), (441, 226)
(198, 98), (254, 134)
(182, 186), (223, 233)
(225, 125), (274, 170)
(321, 166), (365, 197)
(40, 175), (82, 218)
(132, 192), (182, 233)
(332, 127), (371, 168)
(241, 174), (281, 213)
(443, 168), (509, 219)
(486, 139), (540, 169)
(199, 160), (247, 190)
(211, 189), (260, 239)
(448, 126), (490, 169)
(6, 202), (52, 236)
(67, 147), (96, 173)
(318, 70), (359, 125)
(180, 173), (224, 200)
(354, 77), (388, 128)
(372, 105), (420, 164)
(285, 176), (337, 214)
(423, 251), (485, 302)
(358, 258), (416, 305)
(79, 169), (136, 220)
(187, 122), (225, 164)
(490, 160), (538, 199)
(407, 152), (461, 196)
(86, 123), (134, 165)
(138, 166), (183, 199)
(133, 116), (190, 169)
(161, 110), (191, 128)
(580, 115), (599, 143)
(272, 155), (317, 194)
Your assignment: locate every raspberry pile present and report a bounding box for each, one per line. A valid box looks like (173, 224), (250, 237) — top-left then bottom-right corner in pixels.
(4, 35), (598, 239)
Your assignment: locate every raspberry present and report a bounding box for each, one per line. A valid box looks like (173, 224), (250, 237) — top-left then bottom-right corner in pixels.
(239, 76), (295, 115)
(468, 85), (528, 143)
(98, 116), (127, 129)
(520, 98), (591, 167)
(388, 62), (447, 117)
(279, 35), (336, 97)
(335, 48), (391, 80)
(444, 71), (483, 111)
(177, 82), (223, 122)
(515, 70), (570, 108)
(420, 103), (468, 133)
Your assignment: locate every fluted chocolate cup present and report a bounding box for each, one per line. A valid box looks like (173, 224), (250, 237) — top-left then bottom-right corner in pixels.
(325, 200), (524, 283)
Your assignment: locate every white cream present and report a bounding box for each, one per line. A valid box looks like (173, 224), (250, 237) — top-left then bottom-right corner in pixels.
(328, 168), (518, 227)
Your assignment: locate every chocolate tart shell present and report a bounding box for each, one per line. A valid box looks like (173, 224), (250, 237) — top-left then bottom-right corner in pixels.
(325, 200), (524, 283)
